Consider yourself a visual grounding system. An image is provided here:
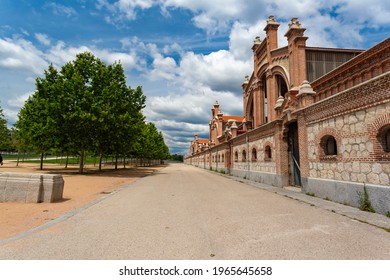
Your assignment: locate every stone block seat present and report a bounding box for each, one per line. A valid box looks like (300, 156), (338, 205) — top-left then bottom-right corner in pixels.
(0, 172), (64, 203)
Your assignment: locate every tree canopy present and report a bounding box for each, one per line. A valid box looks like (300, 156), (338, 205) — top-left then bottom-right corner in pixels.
(0, 103), (10, 151)
(15, 52), (169, 173)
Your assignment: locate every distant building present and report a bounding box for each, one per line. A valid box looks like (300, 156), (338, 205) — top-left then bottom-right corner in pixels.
(186, 16), (390, 214)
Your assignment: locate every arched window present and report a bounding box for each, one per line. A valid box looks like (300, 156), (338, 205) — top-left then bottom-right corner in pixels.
(321, 136), (338, 155)
(242, 150), (247, 162)
(251, 148), (257, 161)
(276, 75), (288, 98)
(264, 145), (272, 160)
(222, 154), (225, 162)
(377, 125), (390, 153)
(248, 101), (254, 129)
(234, 151), (238, 162)
(262, 74), (268, 123)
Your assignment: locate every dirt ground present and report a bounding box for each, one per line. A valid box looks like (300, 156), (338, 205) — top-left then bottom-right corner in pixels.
(0, 160), (164, 240)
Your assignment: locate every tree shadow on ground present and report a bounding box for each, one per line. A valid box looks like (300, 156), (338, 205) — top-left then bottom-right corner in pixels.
(41, 164), (168, 179)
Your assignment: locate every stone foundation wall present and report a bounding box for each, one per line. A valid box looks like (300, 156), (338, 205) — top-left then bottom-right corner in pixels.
(306, 104), (390, 186)
(302, 74), (390, 214)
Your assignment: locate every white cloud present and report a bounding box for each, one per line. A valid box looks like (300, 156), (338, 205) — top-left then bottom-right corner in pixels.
(35, 33), (51, 46)
(97, 0), (155, 24)
(96, 49), (138, 69)
(44, 41), (139, 71)
(7, 92), (33, 108)
(178, 50), (250, 93)
(2, 0), (390, 153)
(0, 37), (48, 74)
(44, 2), (77, 18)
(162, 0), (246, 35)
(45, 41), (91, 67)
(4, 91), (34, 125)
(149, 55), (177, 80)
(229, 20), (264, 61)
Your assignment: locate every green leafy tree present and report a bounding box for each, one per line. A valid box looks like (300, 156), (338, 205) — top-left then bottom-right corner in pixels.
(138, 123), (169, 164)
(0, 103), (10, 151)
(15, 66), (61, 170)
(91, 63), (146, 170)
(16, 52), (148, 173)
(169, 154), (184, 162)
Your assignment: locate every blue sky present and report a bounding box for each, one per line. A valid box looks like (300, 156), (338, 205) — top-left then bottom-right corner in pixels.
(1, 0), (390, 154)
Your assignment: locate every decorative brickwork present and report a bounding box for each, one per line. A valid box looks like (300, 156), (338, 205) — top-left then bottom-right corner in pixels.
(315, 127), (342, 161)
(185, 16), (390, 214)
(312, 37), (390, 100)
(305, 73), (390, 125)
(368, 112), (390, 161)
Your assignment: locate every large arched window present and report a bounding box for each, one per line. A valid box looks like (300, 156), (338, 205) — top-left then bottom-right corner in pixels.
(248, 100), (254, 129)
(276, 75), (288, 98)
(261, 74), (268, 123)
(234, 151), (238, 162)
(242, 150), (247, 162)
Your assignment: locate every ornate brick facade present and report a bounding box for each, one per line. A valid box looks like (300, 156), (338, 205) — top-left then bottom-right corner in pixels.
(186, 16), (390, 214)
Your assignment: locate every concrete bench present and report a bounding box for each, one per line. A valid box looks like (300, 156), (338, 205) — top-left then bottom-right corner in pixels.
(0, 172), (64, 203)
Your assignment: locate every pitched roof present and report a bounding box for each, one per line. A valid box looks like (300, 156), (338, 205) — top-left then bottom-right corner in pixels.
(197, 139), (209, 144)
(222, 116), (245, 122)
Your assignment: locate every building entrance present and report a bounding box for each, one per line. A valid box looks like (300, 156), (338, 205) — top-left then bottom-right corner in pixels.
(288, 122), (301, 186)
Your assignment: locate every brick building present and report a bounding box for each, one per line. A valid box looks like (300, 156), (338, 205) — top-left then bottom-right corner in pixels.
(185, 16), (390, 214)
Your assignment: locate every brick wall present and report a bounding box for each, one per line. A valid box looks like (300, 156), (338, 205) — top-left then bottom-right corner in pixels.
(304, 73), (390, 186)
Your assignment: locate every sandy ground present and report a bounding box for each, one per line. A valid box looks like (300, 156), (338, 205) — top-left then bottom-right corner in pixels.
(0, 160), (163, 240)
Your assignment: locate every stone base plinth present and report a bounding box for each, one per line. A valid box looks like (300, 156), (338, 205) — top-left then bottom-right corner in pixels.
(0, 172), (64, 203)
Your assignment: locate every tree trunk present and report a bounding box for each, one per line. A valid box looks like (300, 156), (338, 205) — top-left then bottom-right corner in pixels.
(79, 150), (85, 174)
(115, 156), (118, 170)
(65, 154), (69, 169)
(99, 153), (103, 171)
(40, 152), (44, 170)
(16, 152), (20, 166)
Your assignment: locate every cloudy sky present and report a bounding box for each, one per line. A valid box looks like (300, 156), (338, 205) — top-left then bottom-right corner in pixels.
(1, 0), (389, 154)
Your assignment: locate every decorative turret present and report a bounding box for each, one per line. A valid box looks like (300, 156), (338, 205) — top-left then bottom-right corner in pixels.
(285, 17), (308, 88)
(297, 80), (316, 107)
(285, 17), (305, 36)
(264, 15), (280, 55)
(274, 96), (285, 110)
(252, 36), (262, 51)
(211, 100), (220, 119)
(242, 75), (250, 91)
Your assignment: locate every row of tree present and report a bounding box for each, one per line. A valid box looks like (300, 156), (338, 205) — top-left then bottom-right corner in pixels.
(0, 105), (9, 151)
(1, 52), (170, 173)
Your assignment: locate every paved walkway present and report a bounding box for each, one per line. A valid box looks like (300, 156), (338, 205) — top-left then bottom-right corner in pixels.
(1, 163), (389, 259)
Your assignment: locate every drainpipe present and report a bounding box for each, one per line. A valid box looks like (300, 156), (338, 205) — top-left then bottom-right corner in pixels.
(246, 134), (250, 179)
(228, 141), (232, 175)
(216, 148), (218, 171)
